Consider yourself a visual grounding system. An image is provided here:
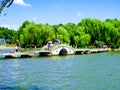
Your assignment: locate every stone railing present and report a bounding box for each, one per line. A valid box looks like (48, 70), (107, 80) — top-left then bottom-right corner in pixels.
(50, 44), (74, 51)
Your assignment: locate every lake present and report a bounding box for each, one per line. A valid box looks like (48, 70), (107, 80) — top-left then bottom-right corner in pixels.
(0, 52), (120, 90)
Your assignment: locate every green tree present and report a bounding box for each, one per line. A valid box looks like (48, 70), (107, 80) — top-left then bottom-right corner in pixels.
(64, 23), (76, 45)
(57, 27), (70, 44)
(80, 34), (91, 47)
(18, 20), (30, 39)
(3, 18), (119, 48)
(41, 24), (55, 45)
(79, 18), (102, 45)
(74, 36), (79, 48)
(74, 26), (91, 47)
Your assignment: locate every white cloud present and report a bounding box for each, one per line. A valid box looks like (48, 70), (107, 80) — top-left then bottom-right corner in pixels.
(77, 12), (82, 17)
(14, 0), (31, 7)
(33, 17), (37, 21)
(0, 24), (19, 30)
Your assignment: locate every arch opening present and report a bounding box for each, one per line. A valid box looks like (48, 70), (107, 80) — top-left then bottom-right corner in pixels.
(59, 48), (68, 55)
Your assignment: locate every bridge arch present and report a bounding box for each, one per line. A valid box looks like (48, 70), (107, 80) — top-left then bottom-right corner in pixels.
(59, 48), (68, 55)
(50, 44), (75, 55)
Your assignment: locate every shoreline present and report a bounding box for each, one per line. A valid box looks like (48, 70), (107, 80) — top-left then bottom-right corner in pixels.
(0, 46), (14, 50)
(1, 46), (120, 52)
(112, 48), (120, 51)
(0, 46), (113, 59)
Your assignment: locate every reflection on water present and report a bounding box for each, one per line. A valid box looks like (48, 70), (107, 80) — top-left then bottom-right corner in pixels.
(0, 53), (120, 90)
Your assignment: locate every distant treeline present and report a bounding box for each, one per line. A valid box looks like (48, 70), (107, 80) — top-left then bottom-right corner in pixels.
(0, 18), (120, 48)
(0, 27), (17, 44)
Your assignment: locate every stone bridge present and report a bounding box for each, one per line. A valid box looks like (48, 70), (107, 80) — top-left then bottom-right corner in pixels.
(50, 44), (75, 55)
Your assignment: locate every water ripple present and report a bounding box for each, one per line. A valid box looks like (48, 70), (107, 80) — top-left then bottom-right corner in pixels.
(0, 54), (120, 89)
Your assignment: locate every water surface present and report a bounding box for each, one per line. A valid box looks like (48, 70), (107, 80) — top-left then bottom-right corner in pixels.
(0, 53), (120, 90)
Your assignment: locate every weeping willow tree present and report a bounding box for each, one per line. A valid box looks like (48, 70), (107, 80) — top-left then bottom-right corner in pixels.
(0, 0), (14, 14)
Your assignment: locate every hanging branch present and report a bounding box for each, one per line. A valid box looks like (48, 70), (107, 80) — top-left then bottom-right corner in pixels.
(0, 0), (14, 14)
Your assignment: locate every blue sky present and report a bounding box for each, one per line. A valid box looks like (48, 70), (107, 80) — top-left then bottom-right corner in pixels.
(0, 0), (120, 30)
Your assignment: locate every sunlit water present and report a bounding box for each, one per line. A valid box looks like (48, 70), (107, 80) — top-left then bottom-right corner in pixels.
(0, 53), (120, 90)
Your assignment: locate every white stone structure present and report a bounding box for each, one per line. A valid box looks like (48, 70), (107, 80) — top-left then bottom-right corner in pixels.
(50, 44), (75, 55)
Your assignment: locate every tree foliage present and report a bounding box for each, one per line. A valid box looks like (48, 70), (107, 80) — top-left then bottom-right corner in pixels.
(0, 27), (17, 44)
(0, 18), (120, 48)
